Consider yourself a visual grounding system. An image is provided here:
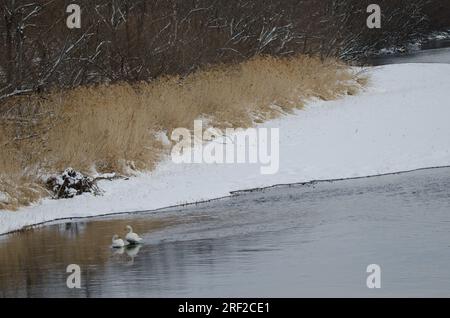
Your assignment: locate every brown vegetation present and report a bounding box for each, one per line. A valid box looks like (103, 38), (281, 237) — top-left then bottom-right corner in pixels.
(0, 55), (365, 209)
(0, 0), (441, 100)
(4, 0), (442, 210)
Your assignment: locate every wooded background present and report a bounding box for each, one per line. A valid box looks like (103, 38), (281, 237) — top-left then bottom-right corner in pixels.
(1, 0), (448, 100)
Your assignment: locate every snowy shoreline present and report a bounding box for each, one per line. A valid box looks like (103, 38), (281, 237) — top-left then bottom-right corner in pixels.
(1, 63), (450, 235)
(2, 165), (449, 237)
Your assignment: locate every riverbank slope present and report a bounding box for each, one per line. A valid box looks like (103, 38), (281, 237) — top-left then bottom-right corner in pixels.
(1, 62), (450, 235)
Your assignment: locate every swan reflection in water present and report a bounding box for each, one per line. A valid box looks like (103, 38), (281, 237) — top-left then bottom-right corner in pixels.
(111, 244), (142, 265)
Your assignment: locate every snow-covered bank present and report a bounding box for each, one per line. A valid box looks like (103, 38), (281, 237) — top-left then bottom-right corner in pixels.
(1, 63), (450, 235)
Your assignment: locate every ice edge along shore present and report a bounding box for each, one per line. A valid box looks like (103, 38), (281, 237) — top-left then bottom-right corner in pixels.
(1, 63), (450, 235)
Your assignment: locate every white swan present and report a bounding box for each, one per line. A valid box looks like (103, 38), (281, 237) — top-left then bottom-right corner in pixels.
(125, 225), (143, 245)
(111, 234), (125, 248)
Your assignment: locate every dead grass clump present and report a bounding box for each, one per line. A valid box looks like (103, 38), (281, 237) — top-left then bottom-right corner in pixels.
(0, 177), (46, 211)
(0, 55), (365, 209)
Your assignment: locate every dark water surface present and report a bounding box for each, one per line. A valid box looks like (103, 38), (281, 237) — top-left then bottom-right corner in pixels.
(1, 167), (450, 297)
(368, 38), (450, 65)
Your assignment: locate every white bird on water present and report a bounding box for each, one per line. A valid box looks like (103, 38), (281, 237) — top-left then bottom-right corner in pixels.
(111, 234), (126, 248)
(125, 225), (143, 245)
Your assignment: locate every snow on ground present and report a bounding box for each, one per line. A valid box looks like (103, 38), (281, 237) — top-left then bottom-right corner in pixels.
(1, 63), (450, 235)
(0, 192), (8, 203)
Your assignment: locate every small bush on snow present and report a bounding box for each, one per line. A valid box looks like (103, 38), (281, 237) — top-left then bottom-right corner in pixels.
(46, 168), (100, 199)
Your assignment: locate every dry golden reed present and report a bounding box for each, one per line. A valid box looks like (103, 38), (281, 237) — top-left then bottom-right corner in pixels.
(0, 55), (365, 210)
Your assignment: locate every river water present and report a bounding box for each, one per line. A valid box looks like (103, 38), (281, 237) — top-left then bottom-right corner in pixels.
(1, 41), (450, 298)
(1, 167), (450, 297)
(368, 38), (450, 65)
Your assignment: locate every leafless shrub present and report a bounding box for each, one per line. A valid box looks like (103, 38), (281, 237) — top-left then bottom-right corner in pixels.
(0, 0), (442, 99)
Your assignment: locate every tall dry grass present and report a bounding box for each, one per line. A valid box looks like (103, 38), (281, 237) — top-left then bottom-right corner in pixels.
(0, 55), (366, 210)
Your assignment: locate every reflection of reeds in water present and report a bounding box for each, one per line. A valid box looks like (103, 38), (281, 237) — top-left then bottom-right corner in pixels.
(0, 217), (178, 296)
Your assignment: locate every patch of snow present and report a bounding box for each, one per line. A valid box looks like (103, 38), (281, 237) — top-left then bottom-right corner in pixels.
(1, 63), (450, 234)
(0, 191), (8, 203)
(155, 131), (171, 146)
(93, 172), (117, 179)
(427, 29), (450, 41)
(378, 48), (396, 55)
